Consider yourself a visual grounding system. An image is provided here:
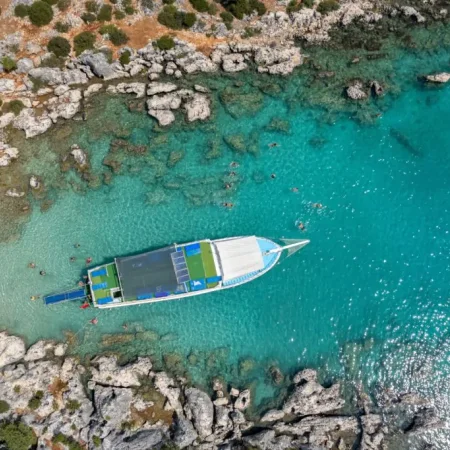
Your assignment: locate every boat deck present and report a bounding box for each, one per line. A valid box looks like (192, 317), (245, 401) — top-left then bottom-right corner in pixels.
(89, 263), (120, 304)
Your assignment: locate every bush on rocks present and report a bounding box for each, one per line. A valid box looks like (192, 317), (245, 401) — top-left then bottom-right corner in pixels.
(42, 0), (58, 6)
(220, 10), (233, 23)
(317, 0), (339, 14)
(114, 9), (126, 18)
(28, 390), (44, 410)
(0, 400), (9, 413)
(14, 4), (29, 17)
(41, 53), (65, 68)
(97, 4), (112, 20)
(81, 12), (96, 22)
(57, 0), (70, 10)
(28, 1), (54, 26)
(189, 0), (209, 13)
(1, 56), (17, 72)
(54, 21), (70, 32)
(221, 0), (266, 19)
(99, 24), (129, 45)
(85, 0), (98, 12)
(73, 31), (96, 55)
(119, 49), (131, 65)
(155, 35), (175, 50)
(0, 422), (36, 450)
(47, 36), (71, 57)
(183, 12), (196, 27)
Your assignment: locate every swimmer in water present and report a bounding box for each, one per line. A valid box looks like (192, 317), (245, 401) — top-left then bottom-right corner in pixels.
(229, 171), (236, 177)
(297, 222), (305, 231)
(291, 187), (299, 193)
(28, 262), (36, 269)
(271, 173), (276, 179)
(39, 270), (46, 276)
(312, 203), (323, 209)
(90, 318), (98, 325)
(224, 183), (232, 190)
(74, 243), (80, 248)
(122, 323), (128, 330)
(86, 257), (92, 265)
(70, 256), (76, 262)
(223, 202), (234, 209)
(268, 142), (279, 148)
(230, 161), (239, 168)
(30, 295), (40, 301)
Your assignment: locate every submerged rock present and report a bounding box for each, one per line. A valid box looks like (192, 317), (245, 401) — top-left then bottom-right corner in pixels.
(346, 81), (368, 100)
(184, 94), (211, 122)
(0, 144), (19, 167)
(425, 72), (450, 83)
(148, 109), (176, 126)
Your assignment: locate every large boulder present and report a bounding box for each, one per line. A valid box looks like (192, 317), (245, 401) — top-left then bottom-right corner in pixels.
(16, 58), (34, 74)
(173, 418), (198, 448)
(425, 72), (450, 83)
(147, 109), (175, 126)
(0, 333), (25, 368)
(28, 68), (88, 86)
(78, 53), (124, 81)
(184, 388), (214, 439)
(283, 373), (344, 416)
(147, 82), (178, 96)
(24, 341), (56, 362)
(184, 94), (210, 122)
(0, 79), (15, 93)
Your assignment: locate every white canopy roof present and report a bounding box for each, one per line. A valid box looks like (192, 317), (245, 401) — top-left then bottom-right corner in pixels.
(214, 236), (264, 282)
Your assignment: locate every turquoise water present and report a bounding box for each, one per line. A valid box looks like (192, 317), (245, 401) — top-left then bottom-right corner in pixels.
(2, 41), (450, 438)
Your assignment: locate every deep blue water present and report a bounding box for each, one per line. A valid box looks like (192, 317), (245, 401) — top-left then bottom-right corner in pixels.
(1, 43), (450, 443)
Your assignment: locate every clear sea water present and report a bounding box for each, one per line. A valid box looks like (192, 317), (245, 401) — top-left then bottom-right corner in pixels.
(2, 33), (450, 444)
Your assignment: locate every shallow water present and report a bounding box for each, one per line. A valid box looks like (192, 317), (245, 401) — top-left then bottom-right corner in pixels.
(2, 38), (450, 445)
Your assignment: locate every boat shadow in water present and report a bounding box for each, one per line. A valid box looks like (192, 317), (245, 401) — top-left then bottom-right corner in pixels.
(389, 128), (423, 157)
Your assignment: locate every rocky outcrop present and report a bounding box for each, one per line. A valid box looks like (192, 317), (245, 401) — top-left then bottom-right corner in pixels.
(28, 67), (88, 86)
(425, 72), (450, 83)
(346, 81), (368, 100)
(78, 52), (127, 81)
(0, 332), (25, 368)
(283, 369), (344, 415)
(0, 143), (19, 167)
(13, 109), (53, 138)
(0, 331), (445, 449)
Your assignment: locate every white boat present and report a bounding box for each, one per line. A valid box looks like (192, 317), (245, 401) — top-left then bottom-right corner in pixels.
(84, 236), (309, 309)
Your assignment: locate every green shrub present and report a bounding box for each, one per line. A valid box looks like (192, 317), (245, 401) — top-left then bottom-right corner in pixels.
(208, 2), (217, 14)
(242, 26), (260, 38)
(97, 3), (112, 20)
(124, 5), (134, 14)
(42, 0), (58, 5)
(28, 1), (53, 26)
(155, 35), (175, 50)
(109, 28), (129, 45)
(13, 385), (20, 393)
(119, 49), (131, 65)
(220, 10), (233, 22)
(0, 422), (36, 450)
(99, 25), (129, 45)
(41, 53), (65, 67)
(1, 56), (17, 72)
(0, 400), (10, 413)
(81, 12), (96, 22)
(85, 0), (98, 12)
(53, 433), (83, 450)
(222, 0), (265, 19)
(28, 390), (44, 410)
(113, 9), (125, 18)
(316, 0), (339, 14)
(57, 0), (70, 10)
(303, 0), (313, 6)
(14, 4), (29, 17)
(73, 31), (96, 55)
(189, 0), (209, 12)
(92, 435), (102, 447)
(183, 12), (196, 27)
(162, 0), (174, 4)
(47, 36), (71, 57)
(6, 100), (25, 117)
(286, 0), (301, 13)
(66, 399), (81, 412)
(54, 21), (70, 31)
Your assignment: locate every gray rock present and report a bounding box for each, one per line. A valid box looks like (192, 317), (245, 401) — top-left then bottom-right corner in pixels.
(24, 340), (55, 361)
(401, 5), (426, 22)
(13, 109), (53, 138)
(260, 409), (285, 422)
(425, 72), (450, 83)
(0, 143), (19, 166)
(28, 68), (88, 86)
(283, 377), (344, 416)
(147, 82), (178, 96)
(346, 81), (368, 100)
(5, 188), (25, 198)
(102, 429), (165, 450)
(147, 94), (181, 110)
(0, 113), (15, 129)
(0, 79), (15, 93)
(184, 94), (210, 122)
(360, 414), (385, 450)
(54, 343), (67, 357)
(78, 53), (120, 80)
(254, 46), (302, 75)
(94, 385), (133, 428)
(243, 430), (275, 449)
(154, 371), (183, 413)
(70, 144), (88, 167)
(29, 176), (41, 190)
(234, 389), (250, 411)
(84, 83), (103, 98)
(0, 333), (25, 368)
(115, 82), (146, 98)
(222, 54), (248, 73)
(293, 368), (317, 384)
(184, 387), (214, 439)
(173, 418), (198, 448)
(16, 58), (34, 74)
(148, 109), (175, 127)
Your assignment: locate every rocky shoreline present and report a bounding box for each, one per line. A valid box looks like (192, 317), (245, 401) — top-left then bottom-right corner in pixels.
(0, 331), (444, 449)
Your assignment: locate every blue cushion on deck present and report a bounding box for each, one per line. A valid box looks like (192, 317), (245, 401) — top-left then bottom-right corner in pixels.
(185, 243), (201, 257)
(137, 294), (153, 300)
(206, 275), (222, 283)
(190, 279), (206, 291)
(155, 292), (169, 298)
(91, 268), (107, 277)
(92, 282), (107, 291)
(97, 296), (113, 305)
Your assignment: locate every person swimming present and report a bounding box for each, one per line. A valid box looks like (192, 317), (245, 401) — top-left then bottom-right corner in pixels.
(312, 203), (323, 209)
(268, 142), (279, 148)
(90, 318), (98, 325)
(271, 173), (276, 179)
(70, 256), (76, 262)
(297, 222), (305, 231)
(30, 295), (40, 301)
(223, 202), (234, 208)
(39, 270), (46, 276)
(224, 183), (232, 190)
(291, 187), (299, 193)
(28, 262), (36, 269)
(74, 243), (80, 248)
(230, 161), (239, 168)
(86, 257), (92, 265)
